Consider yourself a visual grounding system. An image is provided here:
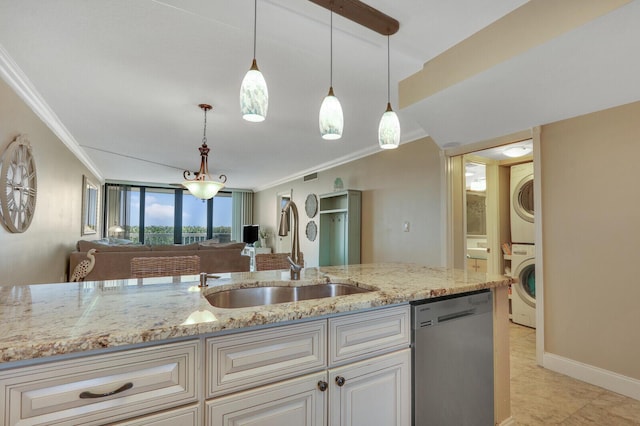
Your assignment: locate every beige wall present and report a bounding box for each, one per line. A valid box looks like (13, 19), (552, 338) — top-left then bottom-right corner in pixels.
(0, 78), (100, 285)
(541, 100), (640, 380)
(253, 137), (443, 267)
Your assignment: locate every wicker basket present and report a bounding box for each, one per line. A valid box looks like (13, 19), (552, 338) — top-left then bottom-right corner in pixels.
(255, 253), (304, 271)
(130, 255), (200, 278)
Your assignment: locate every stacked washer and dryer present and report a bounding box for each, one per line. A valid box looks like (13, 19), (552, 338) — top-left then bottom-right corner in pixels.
(510, 162), (536, 328)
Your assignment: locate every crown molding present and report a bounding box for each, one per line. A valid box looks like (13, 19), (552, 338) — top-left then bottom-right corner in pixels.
(252, 127), (427, 192)
(0, 43), (103, 181)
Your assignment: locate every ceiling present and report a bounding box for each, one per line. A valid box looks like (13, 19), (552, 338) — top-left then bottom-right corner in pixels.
(1, 1), (638, 191)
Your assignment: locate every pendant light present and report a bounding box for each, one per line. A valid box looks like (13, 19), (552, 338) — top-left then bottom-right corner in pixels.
(319, 10), (344, 140)
(378, 35), (400, 149)
(182, 104), (227, 200)
(240, 0), (268, 122)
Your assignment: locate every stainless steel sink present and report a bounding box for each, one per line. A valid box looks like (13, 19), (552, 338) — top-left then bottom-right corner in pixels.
(205, 283), (372, 309)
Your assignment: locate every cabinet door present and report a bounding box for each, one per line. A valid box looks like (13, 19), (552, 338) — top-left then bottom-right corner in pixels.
(207, 372), (327, 426)
(467, 258), (487, 273)
(476, 258), (487, 272)
(329, 349), (410, 426)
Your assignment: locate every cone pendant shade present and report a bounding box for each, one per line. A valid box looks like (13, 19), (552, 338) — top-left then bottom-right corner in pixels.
(240, 59), (268, 122)
(319, 87), (344, 140)
(378, 103), (400, 149)
(240, 0), (268, 122)
(378, 35), (400, 149)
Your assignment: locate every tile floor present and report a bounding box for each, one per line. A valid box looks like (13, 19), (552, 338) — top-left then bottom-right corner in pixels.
(509, 322), (640, 425)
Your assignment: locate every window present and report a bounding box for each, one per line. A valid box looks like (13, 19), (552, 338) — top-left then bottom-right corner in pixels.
(104, 184), (236, 245)
(144, 188), (176, 245)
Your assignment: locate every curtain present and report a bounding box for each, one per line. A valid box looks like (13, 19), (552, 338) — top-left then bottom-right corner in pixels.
(231, 191), (254, 242)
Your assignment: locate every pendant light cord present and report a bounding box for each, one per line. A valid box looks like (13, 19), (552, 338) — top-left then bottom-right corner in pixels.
(387, 35), (390, 103)
(330, 10), (333, 87)
(253, 0), (257, 59)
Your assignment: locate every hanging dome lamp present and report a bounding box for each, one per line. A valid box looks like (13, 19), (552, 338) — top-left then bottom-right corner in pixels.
(182, 104), (227, 200)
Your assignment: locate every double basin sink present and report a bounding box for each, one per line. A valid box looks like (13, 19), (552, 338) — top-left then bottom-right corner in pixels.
(205, 283), (373, 309)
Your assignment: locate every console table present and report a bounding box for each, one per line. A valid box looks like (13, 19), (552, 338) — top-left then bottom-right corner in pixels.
(242, 246), (272, 271)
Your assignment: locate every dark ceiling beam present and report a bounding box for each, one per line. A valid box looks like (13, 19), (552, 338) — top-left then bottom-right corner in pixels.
(308, 0), (399, 35)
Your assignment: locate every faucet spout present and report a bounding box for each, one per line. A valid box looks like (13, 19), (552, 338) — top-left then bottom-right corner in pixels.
(199, 272), (220, 287)
(279, 199), (303, 279)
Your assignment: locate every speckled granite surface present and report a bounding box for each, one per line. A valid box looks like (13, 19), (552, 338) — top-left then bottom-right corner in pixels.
(0, 263), (512, 364)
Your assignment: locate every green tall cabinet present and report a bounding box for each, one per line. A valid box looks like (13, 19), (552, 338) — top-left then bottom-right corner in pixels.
(319, 190), (361, 266)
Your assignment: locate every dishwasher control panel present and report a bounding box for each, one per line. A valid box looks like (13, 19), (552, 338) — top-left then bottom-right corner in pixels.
(412, 290), (492, 328)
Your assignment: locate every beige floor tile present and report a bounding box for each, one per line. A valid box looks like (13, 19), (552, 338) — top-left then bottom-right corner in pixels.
(509, 322), (640, 425)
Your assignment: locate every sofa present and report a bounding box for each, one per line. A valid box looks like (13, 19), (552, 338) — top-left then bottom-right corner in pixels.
(69, 239), (250, 281)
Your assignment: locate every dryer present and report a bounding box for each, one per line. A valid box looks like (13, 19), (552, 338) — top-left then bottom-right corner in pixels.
(510, 162), (534, 244)
(511, 244), (536, 328)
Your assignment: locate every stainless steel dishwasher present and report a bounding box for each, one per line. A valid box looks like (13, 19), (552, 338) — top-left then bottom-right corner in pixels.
(412, 289), (494, 426)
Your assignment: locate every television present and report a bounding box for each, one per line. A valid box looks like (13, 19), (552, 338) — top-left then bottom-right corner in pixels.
(242, 225), (259, 245)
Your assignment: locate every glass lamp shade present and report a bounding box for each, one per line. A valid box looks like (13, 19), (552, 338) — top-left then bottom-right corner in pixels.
(319, 88), (344, 140)
(378, 104), (400, 149)
(503, 146), (532, 158)
(240, 60), (268, 122)
(182, 180), (225, 200)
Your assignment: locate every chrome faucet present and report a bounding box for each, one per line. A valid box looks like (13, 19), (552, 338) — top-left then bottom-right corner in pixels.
(278, 199), (303, 280)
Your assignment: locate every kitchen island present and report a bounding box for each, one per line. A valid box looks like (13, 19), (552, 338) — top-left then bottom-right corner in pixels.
(0, 263), (513, 425)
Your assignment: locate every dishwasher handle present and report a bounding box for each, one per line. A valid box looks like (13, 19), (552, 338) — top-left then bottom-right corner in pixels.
(437, 308), (476, 324)
(413, 291), (492, 329)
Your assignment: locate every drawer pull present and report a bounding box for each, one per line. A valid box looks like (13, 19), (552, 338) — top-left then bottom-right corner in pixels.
(317, 380), (328, 392)
(79, 382), (133, 399)
(335, 376), (346, 387)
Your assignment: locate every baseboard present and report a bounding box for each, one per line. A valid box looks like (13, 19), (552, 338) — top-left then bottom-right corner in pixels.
(543, 352), (640, 401)
(498, 416), (515, 426)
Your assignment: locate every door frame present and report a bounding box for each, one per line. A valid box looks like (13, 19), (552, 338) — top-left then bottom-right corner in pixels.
(444, 127), (544, 366)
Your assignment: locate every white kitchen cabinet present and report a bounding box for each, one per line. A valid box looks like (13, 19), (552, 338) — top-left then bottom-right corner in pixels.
(205, 305), (411, 426)
(206, 349), (410, 426)
(207, 372), (328, 426)
(0, 306), (411, 426)
(0, 340), (199, 426)
(329, 349), (411, 426)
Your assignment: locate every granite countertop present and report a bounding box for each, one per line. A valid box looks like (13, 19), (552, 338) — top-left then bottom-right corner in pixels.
(0, 263), (512, 365)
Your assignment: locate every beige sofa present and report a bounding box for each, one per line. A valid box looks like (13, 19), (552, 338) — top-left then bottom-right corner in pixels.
(69, 240), (250, 281)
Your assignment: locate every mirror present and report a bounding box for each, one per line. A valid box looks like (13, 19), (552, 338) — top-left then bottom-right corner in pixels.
(81, 175), (99, 235)
(466, 192), (486, 236)
(465, 162), (486, 237)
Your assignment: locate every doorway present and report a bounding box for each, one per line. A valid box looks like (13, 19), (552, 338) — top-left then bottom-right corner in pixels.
(448, 137), (538, 338)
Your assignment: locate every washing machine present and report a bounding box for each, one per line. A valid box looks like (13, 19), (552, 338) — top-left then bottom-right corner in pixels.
(510, 162), (534, 244)
(511, 243), (536, 328)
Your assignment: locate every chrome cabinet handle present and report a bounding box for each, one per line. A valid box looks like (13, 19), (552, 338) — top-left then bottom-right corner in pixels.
(79, 382), (133, 399)
(317, 380), (328, 391)
(335, 376), (346, 387)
